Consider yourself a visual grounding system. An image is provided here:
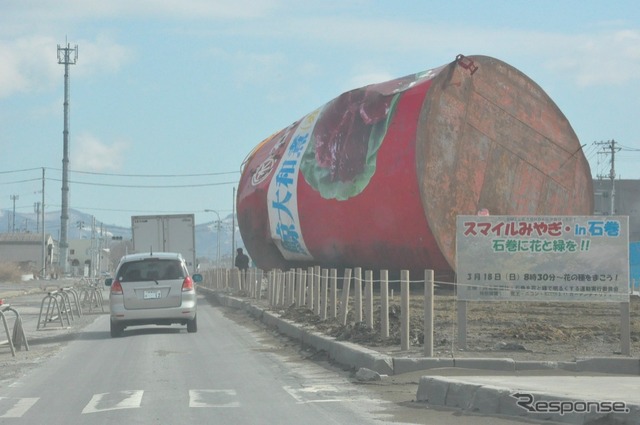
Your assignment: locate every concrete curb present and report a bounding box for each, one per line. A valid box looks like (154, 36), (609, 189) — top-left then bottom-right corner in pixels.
(415, 375), (640, 425)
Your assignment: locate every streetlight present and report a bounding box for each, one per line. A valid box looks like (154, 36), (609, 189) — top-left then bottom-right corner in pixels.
(204, 209), (221, 267)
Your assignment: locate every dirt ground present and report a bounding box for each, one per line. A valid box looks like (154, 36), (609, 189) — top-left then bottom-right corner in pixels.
(258, 286), (640, 361)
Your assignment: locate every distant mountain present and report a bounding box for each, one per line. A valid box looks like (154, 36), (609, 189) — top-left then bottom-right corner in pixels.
(0, 208), (243, 262)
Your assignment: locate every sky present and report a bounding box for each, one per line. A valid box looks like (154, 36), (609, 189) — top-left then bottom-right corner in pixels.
(1, 0), (639, 234)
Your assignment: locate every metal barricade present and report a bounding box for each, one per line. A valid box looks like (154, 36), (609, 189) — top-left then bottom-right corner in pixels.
(77, 282), (105, 313)
(1, 304), (29, 356)
(61, 287), (82, 318)
(37, 289), (80, 330)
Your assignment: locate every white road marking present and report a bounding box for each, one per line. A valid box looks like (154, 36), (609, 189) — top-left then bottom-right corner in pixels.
(0, 397), (39, 418)
(283, 384), (367, 404)
(81, 390), (144, 414)
(4, 381), (369, 416)
(189, 389), (240, 408)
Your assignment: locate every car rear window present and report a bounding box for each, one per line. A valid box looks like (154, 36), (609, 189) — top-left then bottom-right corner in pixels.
(117, 259), (185, 282)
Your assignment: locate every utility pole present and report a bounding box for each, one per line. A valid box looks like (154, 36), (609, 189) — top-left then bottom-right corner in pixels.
(57, 41), (78, 275)
(595, 139), (620, 215)
(41, 168), (46, 278)
(91, 216), (97, 278)
(10, 194), (19, 232)
(232, 187), (236, 269)
(34, 202), (41, 233)
(204, 209), (221, 267)
(98, 223), (104, 275)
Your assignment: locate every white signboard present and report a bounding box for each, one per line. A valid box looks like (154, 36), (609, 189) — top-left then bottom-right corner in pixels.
(456, 215), (629, 302)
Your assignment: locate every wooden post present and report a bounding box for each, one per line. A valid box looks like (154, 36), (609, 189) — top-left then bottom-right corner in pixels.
(621, 301), (631, 356)
(266, 271), (272, 305)
(329, 268), (337, 319)
(294, 268), (299, 306)
(234, 268), (241, 292)
(288, 270), (295, 306)
(354, 267), (363, 323)
(272, 270), (279, 306)
(424, 269), (434, 357)
(283, 270), (289, 306)
(457, 300), (467, 350)
(307, 266), (314, 310)
(278, 270), (285, 307)
(223, 268), (228, 291)
(314, 266), (321, 315)
(339, 268), (352, 325)
(320, 268), (328, 320)
(269, 270), (276, 306)
(256, 269), (263, 300)
(380, 269), (389, 339)
(249, 268), (256, 298)
(299, 269), (306, 306)
(364, 270), (374, 329)
(401, 270), (410, 351)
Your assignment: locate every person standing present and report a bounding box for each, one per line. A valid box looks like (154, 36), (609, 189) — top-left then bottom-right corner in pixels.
(235, 248), (249, 271)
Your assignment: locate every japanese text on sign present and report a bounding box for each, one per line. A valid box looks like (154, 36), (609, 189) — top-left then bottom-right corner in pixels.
(456, 216), (629, 302)
(267, 109), (321, 261)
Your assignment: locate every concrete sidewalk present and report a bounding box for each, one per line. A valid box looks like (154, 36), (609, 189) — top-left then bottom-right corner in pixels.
(205, 288), (640, 425)
(416, 370), (640, 424)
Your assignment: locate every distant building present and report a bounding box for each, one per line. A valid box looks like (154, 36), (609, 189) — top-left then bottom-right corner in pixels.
(68, 239), (110, 277)
(0, 233), (55, 276)
(68, 239), (92, 277)
(593, 179), (640, 241)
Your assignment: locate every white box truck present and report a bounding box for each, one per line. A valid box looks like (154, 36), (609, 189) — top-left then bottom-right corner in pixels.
(131, 214), (197, 274)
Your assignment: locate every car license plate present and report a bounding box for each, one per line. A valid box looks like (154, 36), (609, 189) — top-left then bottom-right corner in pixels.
(143, 290), (162, 300)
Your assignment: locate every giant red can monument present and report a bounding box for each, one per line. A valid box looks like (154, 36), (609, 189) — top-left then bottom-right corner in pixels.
(237, 55), (593, 275)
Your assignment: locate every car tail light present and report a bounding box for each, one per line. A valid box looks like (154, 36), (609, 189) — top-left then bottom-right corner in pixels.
(182, 276), (194, 292)
(111, 280), (123, 295)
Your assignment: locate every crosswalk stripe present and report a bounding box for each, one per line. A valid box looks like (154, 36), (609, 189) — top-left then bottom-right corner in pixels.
(81, 390), (144, 414)
(283, 384), (368, 404)
(0, 397), (39, 418)
(0, 382), (368, 416)
(189, 389), (240, 407)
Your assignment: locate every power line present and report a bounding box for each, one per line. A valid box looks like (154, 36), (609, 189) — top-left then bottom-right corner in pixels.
(65, 169), (240, 178)
(0, 166), (240, 179)
(0, 167), (43, 175)
(45, 178), (237, 188)
(73, 205), (222, 215)
(0, 177), (42, 185)
(617, 144), (640, 152)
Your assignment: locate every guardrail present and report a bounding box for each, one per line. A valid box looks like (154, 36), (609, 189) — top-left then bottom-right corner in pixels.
(0, 303), (29, 356)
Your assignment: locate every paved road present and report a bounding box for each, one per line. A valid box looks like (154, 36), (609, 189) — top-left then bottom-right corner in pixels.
(1, 296), (386, 424)
(0, 285), (539, 424)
